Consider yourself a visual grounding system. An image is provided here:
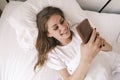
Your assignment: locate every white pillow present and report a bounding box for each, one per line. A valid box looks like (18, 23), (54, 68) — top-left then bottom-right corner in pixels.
(8, 0), (86, 50)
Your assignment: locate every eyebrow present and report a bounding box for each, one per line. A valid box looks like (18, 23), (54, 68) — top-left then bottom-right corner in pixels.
(52, 24), (57, 28)
(51, 17), (63, 28)
(60, 17), (64, 21)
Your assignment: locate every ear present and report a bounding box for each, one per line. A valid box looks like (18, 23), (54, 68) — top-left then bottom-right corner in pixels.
(47, 33), (52, 37)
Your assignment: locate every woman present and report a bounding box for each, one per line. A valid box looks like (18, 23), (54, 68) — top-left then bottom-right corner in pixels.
(35, 6), (117, 80)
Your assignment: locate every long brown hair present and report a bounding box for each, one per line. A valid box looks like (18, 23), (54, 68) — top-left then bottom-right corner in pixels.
(34, 6), (65, 70)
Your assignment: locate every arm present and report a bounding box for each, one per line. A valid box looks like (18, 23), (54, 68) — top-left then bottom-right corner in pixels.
(59, 28), (103, 80)
(59, 59), (91, 80)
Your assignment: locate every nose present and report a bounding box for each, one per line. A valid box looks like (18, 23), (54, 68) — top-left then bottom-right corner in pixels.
(58, 24), (66, 32)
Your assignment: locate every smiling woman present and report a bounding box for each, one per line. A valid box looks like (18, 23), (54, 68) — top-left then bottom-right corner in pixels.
(46, 14), (71, 45)
(35, 6), (120, 80)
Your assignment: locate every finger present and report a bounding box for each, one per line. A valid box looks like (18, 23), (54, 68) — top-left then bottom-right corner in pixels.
(102, 39), (105, 47)
(94, 32), (99, 41)
(94, 36), (102, 48)
(96, 32), (99, 36)
(100, 37), (105, 47)
(89, 28), (97, 43)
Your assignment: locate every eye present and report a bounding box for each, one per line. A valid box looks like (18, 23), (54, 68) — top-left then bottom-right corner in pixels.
(53, 26), (58, 30)
(60, 18), (64, 24)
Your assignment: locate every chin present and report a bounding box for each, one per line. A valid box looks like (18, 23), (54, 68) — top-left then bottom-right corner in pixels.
(66, 31), (72, 39)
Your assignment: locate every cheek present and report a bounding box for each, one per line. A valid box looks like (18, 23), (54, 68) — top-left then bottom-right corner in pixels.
(64, 21), (69, 27)
(54, 31), (60, 36)
(49, 30), (60, 37)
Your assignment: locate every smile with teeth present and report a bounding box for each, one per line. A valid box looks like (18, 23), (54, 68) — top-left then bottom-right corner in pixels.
(60, 29), (68, 35)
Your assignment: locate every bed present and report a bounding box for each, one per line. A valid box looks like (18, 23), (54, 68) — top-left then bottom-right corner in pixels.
(0, 0), (120, 80)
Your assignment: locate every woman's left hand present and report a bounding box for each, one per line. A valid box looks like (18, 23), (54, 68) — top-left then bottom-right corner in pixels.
(100, 38), (112, 52)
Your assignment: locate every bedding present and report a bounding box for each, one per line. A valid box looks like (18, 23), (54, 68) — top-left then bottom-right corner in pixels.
(0, 1), (61, 80)
(0, 0), (120, 80)
(8, 0), (120, 53)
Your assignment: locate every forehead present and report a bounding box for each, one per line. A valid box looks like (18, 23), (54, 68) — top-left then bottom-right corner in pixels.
(47, 14), (62, 27)
(48, 14), (61, 22)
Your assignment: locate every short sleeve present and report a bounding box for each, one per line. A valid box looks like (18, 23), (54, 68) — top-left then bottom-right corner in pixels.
(46, 50), (66, 70)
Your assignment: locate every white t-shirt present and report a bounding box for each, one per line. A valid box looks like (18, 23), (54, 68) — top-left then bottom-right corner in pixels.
(46, 24), (120, 80)
(47, 24), (82, 74)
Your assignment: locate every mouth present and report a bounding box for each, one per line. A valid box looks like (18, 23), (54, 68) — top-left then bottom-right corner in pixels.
(60, 29), (69, 36)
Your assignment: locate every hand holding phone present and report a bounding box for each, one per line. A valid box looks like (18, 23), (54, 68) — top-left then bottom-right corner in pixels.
(76, 19), (112, 51)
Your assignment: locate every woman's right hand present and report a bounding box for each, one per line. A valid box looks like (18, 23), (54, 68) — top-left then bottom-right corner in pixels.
(59, 29), (104, 80)
(80, 28), (103, 63)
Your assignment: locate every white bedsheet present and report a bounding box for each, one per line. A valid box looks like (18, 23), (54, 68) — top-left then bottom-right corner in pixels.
(0, 1), (61, 80)
(0, 1), (120, 80)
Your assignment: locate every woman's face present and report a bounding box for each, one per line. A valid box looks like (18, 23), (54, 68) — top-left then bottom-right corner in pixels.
(46, 14), (71, 44)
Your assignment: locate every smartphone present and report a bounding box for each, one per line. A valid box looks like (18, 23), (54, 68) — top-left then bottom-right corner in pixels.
(76, 19), (93, 44)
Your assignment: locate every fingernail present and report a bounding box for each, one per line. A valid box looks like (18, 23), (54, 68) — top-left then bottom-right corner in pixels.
(100, 45), (102, 48)
(103, 44), (105, 46)
(97, 33), (99, 36)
